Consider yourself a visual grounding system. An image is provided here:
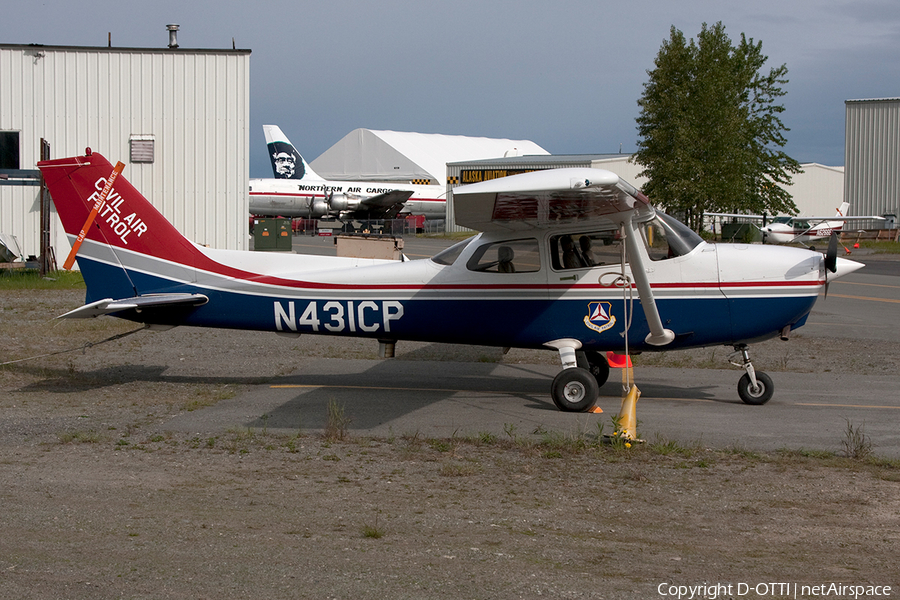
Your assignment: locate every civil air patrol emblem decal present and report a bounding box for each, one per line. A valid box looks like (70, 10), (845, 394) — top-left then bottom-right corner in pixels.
(584, 301), (616, 334)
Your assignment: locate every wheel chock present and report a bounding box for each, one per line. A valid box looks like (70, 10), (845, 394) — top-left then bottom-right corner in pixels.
(616, 385), (642, 442)
(588, 405), (603, 414)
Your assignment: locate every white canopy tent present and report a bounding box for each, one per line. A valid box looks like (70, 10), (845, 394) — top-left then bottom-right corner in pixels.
(310, 129), (549, 185)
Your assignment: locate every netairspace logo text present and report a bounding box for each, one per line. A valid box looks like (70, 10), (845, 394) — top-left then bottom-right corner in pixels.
(657, 582), (892, 599)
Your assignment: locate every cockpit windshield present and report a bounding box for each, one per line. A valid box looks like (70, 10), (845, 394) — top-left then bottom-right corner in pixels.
(639, 212), (704, 261)
(431, 236), (476, 266)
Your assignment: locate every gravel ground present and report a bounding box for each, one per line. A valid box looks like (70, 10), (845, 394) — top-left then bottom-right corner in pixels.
(1, 285), (899, 599)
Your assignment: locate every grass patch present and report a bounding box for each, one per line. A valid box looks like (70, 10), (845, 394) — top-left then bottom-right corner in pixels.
(182, 385), (237, 412)
(439, 461), (481, 476)
(851, 239), (900, 254)
(324, 398), (351, 441)
(0, 269), (86, 290)
(361, 513), (385, 539)
(841, 419), (874, 460)
(648, 436), (701, 457)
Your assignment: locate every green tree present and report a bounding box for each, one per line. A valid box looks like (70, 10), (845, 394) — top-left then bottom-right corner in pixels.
(633, 22), (801, 230)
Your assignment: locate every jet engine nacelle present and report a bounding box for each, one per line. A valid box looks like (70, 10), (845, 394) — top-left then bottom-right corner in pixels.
(328, 194), (361, 212)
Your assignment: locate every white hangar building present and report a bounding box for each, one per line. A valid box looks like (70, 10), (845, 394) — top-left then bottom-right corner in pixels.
(310, 128), (549, 186)
(0, 31), (250, 270)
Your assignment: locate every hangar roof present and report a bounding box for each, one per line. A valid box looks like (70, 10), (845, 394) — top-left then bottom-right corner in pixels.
(309, 129), (549, 184)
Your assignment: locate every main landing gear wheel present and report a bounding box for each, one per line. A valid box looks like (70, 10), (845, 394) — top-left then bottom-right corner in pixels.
(731, 344), (774, 405)
(584, 350), (610, 387)
(551, 368), (599, 412)
(738, 371), (774, 405)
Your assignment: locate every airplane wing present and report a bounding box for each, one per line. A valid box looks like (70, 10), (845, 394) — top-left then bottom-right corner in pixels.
(354, 189), (414, 219)
(797, 215), (886, 223)
(707, 212), (884, 223)
(453, 168), (653, 231)
(706, 212), (767, 220)
(59, 293), (209, 319)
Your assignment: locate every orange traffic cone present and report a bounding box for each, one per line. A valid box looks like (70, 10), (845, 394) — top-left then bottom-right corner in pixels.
(606, 351), (632, 368)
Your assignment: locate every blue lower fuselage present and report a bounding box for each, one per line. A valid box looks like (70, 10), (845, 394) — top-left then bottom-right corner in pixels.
(78, 251), (818, 353)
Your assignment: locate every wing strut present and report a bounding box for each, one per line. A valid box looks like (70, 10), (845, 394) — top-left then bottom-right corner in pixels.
(621, 215), (675, 346)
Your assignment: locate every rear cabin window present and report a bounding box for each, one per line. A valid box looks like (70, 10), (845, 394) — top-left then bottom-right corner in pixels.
(466, 239), (541, 273)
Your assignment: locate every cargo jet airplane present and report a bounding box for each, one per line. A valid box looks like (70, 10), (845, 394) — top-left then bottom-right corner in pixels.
(249, 125), (446, 220)
(39, 150), (863, 413)
(709, 202), (884, 245)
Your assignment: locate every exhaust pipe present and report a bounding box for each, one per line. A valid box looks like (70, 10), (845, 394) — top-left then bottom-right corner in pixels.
(166, 24), (179, 48)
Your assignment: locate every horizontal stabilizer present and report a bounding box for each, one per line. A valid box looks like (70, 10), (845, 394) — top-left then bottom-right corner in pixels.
(59, 293), (209, 319)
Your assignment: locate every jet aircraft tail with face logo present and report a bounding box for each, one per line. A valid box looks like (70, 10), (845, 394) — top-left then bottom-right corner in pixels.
(264, 124), (322, 180)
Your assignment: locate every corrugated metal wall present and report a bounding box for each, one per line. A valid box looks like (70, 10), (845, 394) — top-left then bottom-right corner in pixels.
(845, 98), (900, 227)
(0, 44), (250, 266)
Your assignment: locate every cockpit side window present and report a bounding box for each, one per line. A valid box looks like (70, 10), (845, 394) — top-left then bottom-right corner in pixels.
(466, 239), (541, 273)
(550, 228), (622, 270)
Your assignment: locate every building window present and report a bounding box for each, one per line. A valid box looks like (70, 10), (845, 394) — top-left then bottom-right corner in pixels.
(0, 131), (20, 169)
(130, 134), (155, 163)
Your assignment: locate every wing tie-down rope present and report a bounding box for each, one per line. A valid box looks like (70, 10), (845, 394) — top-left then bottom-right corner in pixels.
(0, 325), (147, 367)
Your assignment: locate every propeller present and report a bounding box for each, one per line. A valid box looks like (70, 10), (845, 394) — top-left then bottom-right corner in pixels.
(825, 232), (838, 273)
(823, 232), (838, 298)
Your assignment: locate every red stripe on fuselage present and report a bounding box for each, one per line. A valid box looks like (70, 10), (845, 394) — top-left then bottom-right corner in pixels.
(249, 192), (446, 203)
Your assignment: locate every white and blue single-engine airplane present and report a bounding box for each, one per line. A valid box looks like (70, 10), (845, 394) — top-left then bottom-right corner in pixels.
(39, 150), (864, 412)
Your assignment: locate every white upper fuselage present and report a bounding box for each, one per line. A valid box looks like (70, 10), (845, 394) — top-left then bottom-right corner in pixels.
(179, 222), (861, 349)
(762, 219), (844, 244)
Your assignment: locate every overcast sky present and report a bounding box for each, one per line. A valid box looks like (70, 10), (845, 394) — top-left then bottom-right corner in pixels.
(5, 0), (899, 177)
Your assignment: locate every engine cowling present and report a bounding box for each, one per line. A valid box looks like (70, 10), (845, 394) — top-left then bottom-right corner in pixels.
(310, 199), (329, 217)
(328, 194), (360, 212)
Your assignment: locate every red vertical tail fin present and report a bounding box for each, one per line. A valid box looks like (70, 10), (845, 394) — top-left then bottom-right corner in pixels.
(38, 150), (201, 267)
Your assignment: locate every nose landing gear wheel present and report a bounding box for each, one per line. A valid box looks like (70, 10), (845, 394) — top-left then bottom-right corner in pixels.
(551, 368), (599, 412)
(738, 371), (774, 405)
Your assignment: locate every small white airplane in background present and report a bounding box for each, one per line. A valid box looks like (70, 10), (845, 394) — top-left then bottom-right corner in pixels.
(249, 125), (446, 220)
(709, 202), (884, 245)
(40, 150), (865, 419)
